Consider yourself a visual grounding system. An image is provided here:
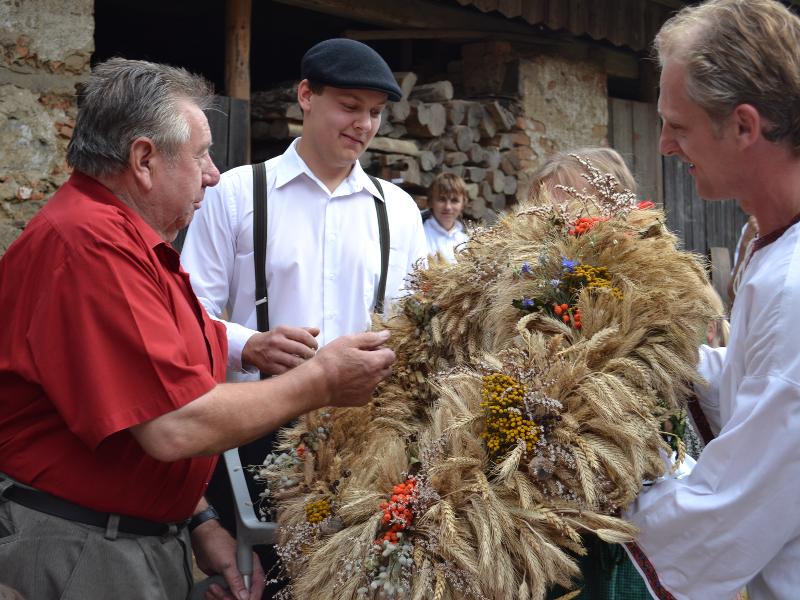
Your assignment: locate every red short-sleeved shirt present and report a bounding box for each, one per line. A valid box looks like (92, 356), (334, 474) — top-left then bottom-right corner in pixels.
(0, 172), (228, 522)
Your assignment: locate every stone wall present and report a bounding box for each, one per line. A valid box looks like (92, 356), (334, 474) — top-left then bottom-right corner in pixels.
(462, 42), (608, 204)
(0, 0), (93, 253)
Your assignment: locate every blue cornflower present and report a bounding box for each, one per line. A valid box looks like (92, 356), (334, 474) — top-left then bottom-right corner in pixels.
(550, 278), (561, 288)
(561, 257), (577, 273)
(521, 297), (534, 309)
(521, 262), (532, 275)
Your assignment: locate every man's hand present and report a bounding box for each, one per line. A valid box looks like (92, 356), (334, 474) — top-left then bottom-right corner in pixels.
(242, 325), (319, 375)
(313, 330), (396, 408)
(191, 519), (265, 600)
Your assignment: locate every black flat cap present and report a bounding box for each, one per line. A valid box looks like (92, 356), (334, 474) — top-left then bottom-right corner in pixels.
(301, 38), (402, 102)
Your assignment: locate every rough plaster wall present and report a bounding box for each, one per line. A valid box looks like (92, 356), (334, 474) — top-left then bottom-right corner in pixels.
(516, 54), (608, 203)
(0, 0), (93, 253)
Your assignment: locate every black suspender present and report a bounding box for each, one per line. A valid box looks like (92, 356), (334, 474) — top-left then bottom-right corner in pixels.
(368, 175), (390, 315)
(250, 163), (391, 337)
(252, 163), (269, 336)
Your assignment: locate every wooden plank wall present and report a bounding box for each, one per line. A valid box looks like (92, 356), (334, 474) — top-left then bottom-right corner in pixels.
(662, 156), (748, 259)
(207, 96), (250, 174)
(607, 97), (662, 205)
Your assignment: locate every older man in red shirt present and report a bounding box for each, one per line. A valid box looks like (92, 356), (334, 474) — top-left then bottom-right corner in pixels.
(0, 58), (395, 600)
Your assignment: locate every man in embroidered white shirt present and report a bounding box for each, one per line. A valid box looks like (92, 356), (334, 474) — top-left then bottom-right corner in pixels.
(622, 1), (800, 599)
(180, 38), (427, 595)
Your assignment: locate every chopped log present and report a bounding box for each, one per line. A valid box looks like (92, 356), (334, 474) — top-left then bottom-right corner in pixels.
(252, 120), (302, 140)
(406, 102), (447, 138)
(479, 112), (497, 139)
(451, 126), (475, 152)
(485, 100), (516, 132)
(440, 136), (458, 151)
(442, 165), (465, 178)
(389, 99), (410, 123)
(421, 172), (436, 189)
(422, 139), (445, 153)
(489, 133), (514, 150)
(500, 155), (516, 175)
(503, 175), (518, 196)
(273, 120), (301, 139)
(464, 166), (487, 182)
(464, 182), (479, 200)
(378, 117), (394, 136)
(483, 147), (502, 170)
(511, 131), (532, 146)
(492, 194), (507, 210)
(394, 71), (418, 101)
(467, 103), (485, 128)
(446, 100), (469, 126)
(369, 136), (420, 156)
(251, 84), (298, 107)
(251, 100), (302, 121)
(480, 181), (501, 208)
(359, 151), (377, 170)
(467, 145), (500, 169)
(486, 169), (506, 194)
(379, 153), (421, 186)
(421, 140), (445, 164)
(444, 151), (468, 166)
(466, 194), (487, 219)
(386, 124), (408, 139)
(419, 150), (438, 172)
(467, 145), (486, 166)
(409, 80), (454, 102)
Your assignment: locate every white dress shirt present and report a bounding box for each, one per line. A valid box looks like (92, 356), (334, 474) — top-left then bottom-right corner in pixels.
(624, 220), (800, 599)
(423, 216), (469, 263)
(180, 139), (428, 381)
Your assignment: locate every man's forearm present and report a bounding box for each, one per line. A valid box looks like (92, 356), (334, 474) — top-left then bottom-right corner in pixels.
(131, 358), (328, 461)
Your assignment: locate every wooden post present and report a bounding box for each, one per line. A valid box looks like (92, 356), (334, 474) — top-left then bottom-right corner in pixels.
(225, 0), (251, 162)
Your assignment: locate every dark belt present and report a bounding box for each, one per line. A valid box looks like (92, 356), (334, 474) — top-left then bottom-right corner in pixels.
(3, 484), (188, 537)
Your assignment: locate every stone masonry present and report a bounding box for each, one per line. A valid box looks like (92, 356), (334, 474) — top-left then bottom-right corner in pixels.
(0, 0), (93, 254)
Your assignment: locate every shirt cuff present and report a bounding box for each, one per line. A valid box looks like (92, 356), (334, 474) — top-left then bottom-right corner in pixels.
(224, 320), (260, 373)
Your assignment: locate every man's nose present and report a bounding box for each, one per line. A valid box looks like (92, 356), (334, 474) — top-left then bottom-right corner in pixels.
(354, 110), (373, 132)
(659, 126), (677, 157)
(204, 158), (221, 187)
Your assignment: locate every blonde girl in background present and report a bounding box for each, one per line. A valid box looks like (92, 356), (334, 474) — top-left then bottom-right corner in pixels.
(529, 146), (638, 205)
(423, 173), (470, 262)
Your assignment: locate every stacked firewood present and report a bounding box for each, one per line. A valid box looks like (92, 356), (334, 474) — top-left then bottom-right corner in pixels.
(250, 74), (537, 220)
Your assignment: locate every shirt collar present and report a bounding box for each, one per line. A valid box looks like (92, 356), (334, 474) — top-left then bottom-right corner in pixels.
(428, 216), (464, 238)
(275, 138), (383, 201)
(68, 171), (180, 267)
(751, 211), (800, 255)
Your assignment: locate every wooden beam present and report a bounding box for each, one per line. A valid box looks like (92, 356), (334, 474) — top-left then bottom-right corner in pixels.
(272, 0), (536, 35)
(225, 0), (251, 100)
(344, 28), (552, 45)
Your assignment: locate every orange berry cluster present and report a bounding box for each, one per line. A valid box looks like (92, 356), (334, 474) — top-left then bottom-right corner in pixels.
(553, 303), (582, 329)
(376, 477), (417, 545)
(568, 215), (609, 236)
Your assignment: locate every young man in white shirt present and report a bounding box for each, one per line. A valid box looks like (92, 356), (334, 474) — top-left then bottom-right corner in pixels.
(623, 1), (800, 598)
(423, 172), (470, 263)
(180, 38), (428, 594)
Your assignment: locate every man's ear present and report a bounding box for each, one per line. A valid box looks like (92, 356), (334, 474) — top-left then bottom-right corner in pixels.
(128, 137), (157, 191)
(732, 104), (761, 149)
(297, 79), (313, 113)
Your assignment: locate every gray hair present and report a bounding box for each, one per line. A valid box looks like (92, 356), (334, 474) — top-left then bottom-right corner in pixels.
(654, 0), (800, 153)
(66, 57), (215, 177)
